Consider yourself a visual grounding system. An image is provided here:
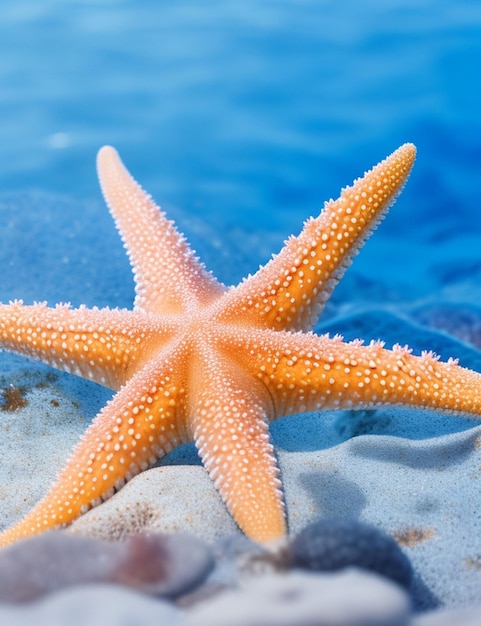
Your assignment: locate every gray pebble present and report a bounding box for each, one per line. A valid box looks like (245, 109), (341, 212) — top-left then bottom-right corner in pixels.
(185, 569), (411, 626)
(289, 518), (413, 589)
(0, 531), (213, 602)
(0, 584), (182, 626)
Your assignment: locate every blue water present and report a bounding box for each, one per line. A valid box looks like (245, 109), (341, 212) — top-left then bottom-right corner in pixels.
(1, 0), (480, 238)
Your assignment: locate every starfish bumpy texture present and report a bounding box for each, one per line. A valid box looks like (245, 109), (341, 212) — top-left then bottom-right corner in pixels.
(1, 143), (481, 547)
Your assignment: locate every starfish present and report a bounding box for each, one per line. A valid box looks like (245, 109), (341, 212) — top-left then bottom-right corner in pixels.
(1, 143), (481, 548)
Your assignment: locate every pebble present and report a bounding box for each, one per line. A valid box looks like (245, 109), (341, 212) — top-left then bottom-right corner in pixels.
(1, 563), (481, 625)
(0, 585), (182, 626)
(289, 518), (413, 589)
(185, 569), (411, 626)
(0, 531), (213, 602)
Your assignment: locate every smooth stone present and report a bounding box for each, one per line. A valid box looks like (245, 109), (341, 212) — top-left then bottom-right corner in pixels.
(289, 517), (413, 589)
(0, 584), (182, 626)
(185, 569), (411, 626)
(0, 531), (213, 602)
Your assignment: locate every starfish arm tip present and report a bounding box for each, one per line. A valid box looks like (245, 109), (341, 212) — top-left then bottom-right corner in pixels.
(97, 144), (118, 164)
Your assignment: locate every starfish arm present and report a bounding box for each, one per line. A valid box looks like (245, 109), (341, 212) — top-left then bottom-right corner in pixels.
(188, 346), (286, 544)
(0, 301), (175, 389)
(221, 328), (481, 419)
(97, 146), (225, 314)
(218, 144), (416, 332)
(0, 352), (189, 546)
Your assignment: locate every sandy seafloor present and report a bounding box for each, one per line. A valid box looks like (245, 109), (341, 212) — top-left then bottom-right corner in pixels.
(2, 181), (481, 615)
(1, 0), (481, 620)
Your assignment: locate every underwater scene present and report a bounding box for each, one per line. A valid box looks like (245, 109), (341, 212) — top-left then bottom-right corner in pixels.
(1, 0), (481, 623)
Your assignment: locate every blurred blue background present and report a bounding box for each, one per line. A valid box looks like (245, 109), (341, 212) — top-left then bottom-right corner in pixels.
(0, 0), (480, 308)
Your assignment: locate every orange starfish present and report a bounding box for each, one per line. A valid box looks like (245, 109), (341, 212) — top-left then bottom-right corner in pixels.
(1, 143), (481, 547)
